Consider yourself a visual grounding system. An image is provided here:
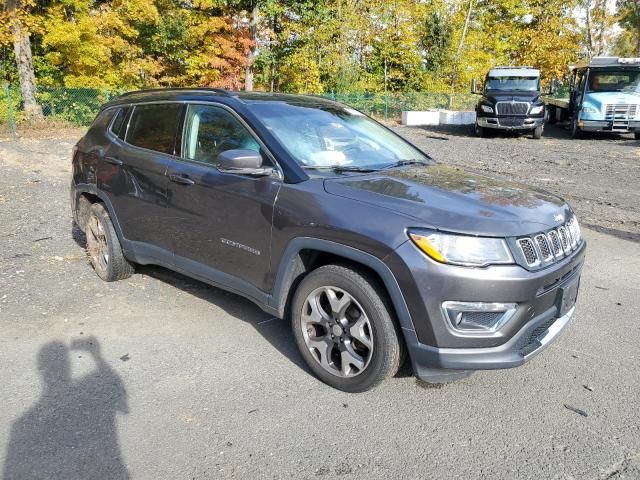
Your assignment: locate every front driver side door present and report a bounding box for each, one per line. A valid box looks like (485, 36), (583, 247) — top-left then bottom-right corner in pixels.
(166, 103), (281, 295)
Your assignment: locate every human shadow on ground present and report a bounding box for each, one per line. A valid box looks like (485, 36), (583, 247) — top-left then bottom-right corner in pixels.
(3, 337), (129, 480)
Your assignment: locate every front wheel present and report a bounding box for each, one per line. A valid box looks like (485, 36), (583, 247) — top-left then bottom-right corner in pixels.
(474, 123), (485, 138)
(532, 126), (543, 139)
(571, 118), (582, 139)
(635, 132), (639, 140)
(291, 264), (404, 392)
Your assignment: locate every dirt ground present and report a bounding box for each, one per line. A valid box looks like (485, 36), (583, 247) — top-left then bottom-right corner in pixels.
(1, 125), (639, 479)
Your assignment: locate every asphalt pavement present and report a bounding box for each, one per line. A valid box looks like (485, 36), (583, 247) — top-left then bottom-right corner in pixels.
(0, 127), (639, 479)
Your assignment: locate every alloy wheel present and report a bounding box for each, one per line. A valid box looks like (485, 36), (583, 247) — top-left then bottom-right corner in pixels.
(300, 286), (373, 377)
(86, 215), (109, 273)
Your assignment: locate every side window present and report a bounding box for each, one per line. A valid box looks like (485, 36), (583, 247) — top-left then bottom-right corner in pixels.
(110, 108), (126, 138)
(126, 103), (181, 155)
(182, 104), (261, 165)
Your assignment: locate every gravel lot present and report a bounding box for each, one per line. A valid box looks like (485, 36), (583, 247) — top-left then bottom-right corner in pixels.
(1, 125), (639, 479)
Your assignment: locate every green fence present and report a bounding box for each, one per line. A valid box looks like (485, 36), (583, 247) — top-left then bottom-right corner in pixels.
(1, 86), (477, 135)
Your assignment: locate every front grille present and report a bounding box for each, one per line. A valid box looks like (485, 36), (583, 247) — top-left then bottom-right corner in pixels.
(496, 102), (529, 115)
(605, 104), (638, 119)
(499, 117), (524, 127)
(516, 217), (582, 268)
(520, 317), (557, 356)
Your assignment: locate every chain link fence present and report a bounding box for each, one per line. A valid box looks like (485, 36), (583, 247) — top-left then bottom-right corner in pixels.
(1, 85), (478, 136)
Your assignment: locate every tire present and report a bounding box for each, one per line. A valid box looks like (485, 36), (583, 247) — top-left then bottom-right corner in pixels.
(291, 264), (404, 392)
(571, 118), (582, 139)
(474, 123), (485, 138)
(532, 126), (543, 139)
(546, 106), (557, 125)
(85, 202), (134, 282)
(635, 132), (639, 141)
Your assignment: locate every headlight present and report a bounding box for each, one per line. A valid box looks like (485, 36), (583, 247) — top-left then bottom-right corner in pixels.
(529, 105), (544, 115)
(480, 105), (493, 113)
(408, 230), (514, 267)
(582, 104), (598, 114)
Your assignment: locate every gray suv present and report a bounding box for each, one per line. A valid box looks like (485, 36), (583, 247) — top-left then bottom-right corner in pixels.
(71, 89), (585, 392)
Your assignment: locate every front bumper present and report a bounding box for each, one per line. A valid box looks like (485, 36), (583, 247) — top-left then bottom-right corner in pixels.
(579, 119), (640, 133)
(386, 239), (585, 383)
(477, 116), (544, 131)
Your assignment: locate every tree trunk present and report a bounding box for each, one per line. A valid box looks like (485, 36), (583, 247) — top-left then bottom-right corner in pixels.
(244, 2), (259, 92)
(8, 0), (43, 121)
(451, 0), (474, 91)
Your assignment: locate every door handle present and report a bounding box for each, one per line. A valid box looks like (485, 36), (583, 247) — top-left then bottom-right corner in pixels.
(104, 156), (123, 166)
(169, 173), (195, 186)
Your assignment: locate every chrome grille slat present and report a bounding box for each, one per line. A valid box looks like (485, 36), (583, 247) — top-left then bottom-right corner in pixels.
(517, 238), (539, 267)
(547, 230), (563, 258)
(534, 234), (553, 261)
(496, 101), (529, 116)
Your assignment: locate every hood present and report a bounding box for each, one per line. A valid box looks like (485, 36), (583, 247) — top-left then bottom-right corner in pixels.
(583, 91), (640, 111)
(323, 165), (571, 237)
(484, 90), (541, 104)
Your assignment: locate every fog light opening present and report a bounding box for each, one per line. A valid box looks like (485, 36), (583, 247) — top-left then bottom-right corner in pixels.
(442, 302), (517, 335)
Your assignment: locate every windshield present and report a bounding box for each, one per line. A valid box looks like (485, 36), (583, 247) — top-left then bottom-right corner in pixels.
(246, 101), (430, 169)
(587, 70), (640, 93)
(486, 76), (539, 91)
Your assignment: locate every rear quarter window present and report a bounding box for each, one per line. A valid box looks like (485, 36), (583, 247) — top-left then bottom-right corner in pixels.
(109, 108), (127, 139)
(126, 103), (182, 155)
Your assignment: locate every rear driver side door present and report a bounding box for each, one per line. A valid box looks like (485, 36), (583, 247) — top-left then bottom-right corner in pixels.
(166, 103), (281, 294)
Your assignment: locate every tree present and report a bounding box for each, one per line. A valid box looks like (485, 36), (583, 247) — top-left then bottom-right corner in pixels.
(1, 0), (43, 119)
(617, 0), (640, 55)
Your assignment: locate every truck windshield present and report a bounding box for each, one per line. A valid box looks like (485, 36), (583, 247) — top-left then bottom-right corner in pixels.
(486, 76), (539, 91)
(246, 101), (430, 170)
(588, 70), (640, 93)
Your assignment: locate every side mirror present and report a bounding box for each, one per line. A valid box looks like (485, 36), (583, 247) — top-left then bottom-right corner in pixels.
(549, 78), (558, 95)
(216, 149), (273, 177)
(471, 78), (479, 94)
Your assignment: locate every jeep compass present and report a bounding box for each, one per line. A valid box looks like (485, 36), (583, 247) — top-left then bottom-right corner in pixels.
(71, 89), (585, 392)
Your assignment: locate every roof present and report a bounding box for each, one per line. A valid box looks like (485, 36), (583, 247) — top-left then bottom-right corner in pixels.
(571, 57), (640, 70)
(103, 88), (339, 109)
(488, 67), (540, 77)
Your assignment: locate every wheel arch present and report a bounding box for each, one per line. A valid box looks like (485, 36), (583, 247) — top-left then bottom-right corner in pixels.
(72, 184), (127, 247)
(269, 238), (416, 334)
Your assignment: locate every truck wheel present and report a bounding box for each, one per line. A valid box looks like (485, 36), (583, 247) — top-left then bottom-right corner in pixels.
(532, 126), (543, 139)
(546, 106), (557, 125)
(291, 264), (404, 392)
(86, 202), (134, 281)
(635, 132), (639, 140)
(571, 118), (582, 139)
(474, 123), (485, 138)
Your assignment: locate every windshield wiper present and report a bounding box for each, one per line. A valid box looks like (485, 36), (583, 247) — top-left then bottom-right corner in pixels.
(302, 165), (379, 173)
(381, 159), (431, 170)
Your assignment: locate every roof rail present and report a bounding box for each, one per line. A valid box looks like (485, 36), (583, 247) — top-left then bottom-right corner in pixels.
(115, 87), (234, 99)
(492, 66), (534, 69)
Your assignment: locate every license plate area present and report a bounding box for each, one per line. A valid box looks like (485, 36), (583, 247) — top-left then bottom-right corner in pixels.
(558, 276), (580, 316)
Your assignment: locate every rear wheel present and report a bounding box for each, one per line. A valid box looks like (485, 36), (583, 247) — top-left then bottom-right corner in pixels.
(532, 126), (543, 139)
(86, 203), (134, 282)
(291, 264), (404, 392)
(546, 105), (557, 124)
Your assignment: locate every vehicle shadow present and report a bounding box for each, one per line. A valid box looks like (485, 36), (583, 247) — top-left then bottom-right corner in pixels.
(3, 337), (130, 480)
(71, 221), (307, 373)
(136, 264), (309, 374)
